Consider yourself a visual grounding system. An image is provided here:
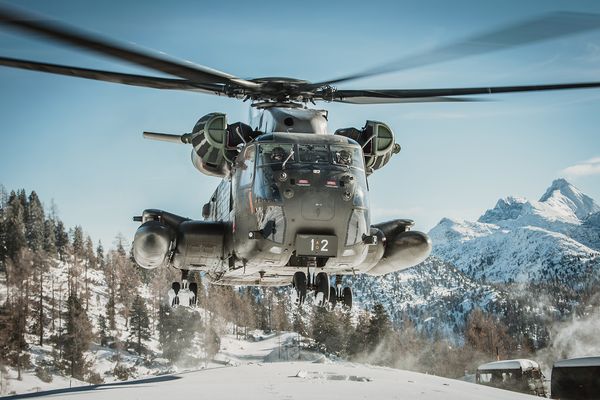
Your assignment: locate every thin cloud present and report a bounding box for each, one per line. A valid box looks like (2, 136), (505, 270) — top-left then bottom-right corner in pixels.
(561, 157), (600, 178)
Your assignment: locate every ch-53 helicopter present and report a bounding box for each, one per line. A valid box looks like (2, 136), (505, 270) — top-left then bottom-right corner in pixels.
(2, 6), (600, 309)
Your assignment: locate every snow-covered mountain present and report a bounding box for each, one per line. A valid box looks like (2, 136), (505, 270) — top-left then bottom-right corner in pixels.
(429, 179), (600, 285)
(350, 257), (503, 338)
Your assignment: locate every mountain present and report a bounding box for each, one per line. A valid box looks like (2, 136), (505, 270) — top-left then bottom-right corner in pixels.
(350, 257), (504, 338)
(429, 179), (600, 285)
(349, 179), (599, 343)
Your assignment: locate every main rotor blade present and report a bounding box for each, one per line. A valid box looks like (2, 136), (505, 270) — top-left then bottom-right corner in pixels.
(329, 81), (600, 104)
(329, 94), (480, 104)
(312, 11), (600, 87)
(0, 5), (259, 90)
(0, 56), (227, 94)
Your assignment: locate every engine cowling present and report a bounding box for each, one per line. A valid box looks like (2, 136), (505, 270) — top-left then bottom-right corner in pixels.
(132, 209), (228, 270)
(334, 120), (401, 174)
(189, 113), (256, 178)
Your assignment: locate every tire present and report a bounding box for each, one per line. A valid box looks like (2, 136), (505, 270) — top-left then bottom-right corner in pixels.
(189, 282), (198, 306)
(315, 272), (329, 307)
(171, 281), (180, 295)
(293, 272), (307, 305)
(342, 287), (352, 308)
(329, 286), (337, 308)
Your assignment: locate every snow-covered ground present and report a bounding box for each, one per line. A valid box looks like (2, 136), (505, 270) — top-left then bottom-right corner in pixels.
(1, 331), (537, 400)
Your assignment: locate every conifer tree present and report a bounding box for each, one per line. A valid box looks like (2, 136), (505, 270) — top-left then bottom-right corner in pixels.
(55, 220), (69, 261)
(347, 311), (370, 356)
(128, 295), (150, 355)
(4, 192), (27, 263)
(0, 298), (30, 379)
(43, 218), (57, 256)
(311, 307), (346, 355)
(30, 252), (50, 346)
(95, 241), (105, 270)
(25, 191), (45, 252)
(63, 293), (92, 379)
(366, 303), (392, 351)
(158, 305), (198, 362)
(97, 314), (109, 346)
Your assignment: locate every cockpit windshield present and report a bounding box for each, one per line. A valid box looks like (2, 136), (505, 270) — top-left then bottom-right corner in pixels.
(331, 145), (363, 169)
(257, 143), (363, 170)
(298, 144), (330, 164)
(257, 143), (295, 166)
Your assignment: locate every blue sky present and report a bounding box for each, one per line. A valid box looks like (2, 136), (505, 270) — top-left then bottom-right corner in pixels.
(0, 0), (599, 247)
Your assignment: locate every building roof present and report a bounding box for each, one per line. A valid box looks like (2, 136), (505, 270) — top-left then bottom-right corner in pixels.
(553, 356), (600, 368)
(477, 359), (540, 372)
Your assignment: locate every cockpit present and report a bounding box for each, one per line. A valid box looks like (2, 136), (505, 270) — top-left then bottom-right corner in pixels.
(257, 142), (364, 169)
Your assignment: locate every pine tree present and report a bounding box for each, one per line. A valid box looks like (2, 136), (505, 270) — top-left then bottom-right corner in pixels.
(0, 298), (30, 379)
(62, 293), (92, 379)
(30, 252), (50, 346)
(311, 307), (345, 355)
(128, 295), (150, 355)
(95, 241), (105, 270)
(348, 311), (370, 356)
(55, 219), (69, 261)
(4, 191), (27, 263)
(366, 303), (392, 351)
(158, 305), (198, 362)
(83, 236), (95, 310)
(43, 218), (57, 256)
(25, 191), (45, 252)
(97, 314), (110, 346)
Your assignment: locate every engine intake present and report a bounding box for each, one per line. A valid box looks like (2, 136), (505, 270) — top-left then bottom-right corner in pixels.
(334, 120), (400, 174)
(132, 209), (228, 270)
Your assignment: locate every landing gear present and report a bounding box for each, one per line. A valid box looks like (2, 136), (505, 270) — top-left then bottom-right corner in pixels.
(291, 270), (352, 309)
(327, 275), (353, 309)
(292, 271), (307, 305)
(314, 272), (329, 307)
(168, 269), (197, 308)
(342, 287), (353, 308)
(329, 286), (337, 308)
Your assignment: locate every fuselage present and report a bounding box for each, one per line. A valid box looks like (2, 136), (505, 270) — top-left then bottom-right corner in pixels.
(132, 106), (432, 287)
(225, 132), (371, 283)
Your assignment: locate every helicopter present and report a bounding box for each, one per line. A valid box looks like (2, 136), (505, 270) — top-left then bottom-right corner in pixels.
(2, 6), (600, 308)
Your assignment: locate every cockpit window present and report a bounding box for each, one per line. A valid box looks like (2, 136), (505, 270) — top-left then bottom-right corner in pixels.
(331, 145), (364, 169)
(258, 144), (295, 166)
(298, 144), (329, 163)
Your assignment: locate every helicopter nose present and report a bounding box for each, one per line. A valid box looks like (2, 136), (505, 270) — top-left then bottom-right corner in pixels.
(301, 192), (335, 220)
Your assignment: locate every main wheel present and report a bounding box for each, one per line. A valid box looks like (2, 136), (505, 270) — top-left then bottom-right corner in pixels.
(189, 282), (198, 307)
(342, 287), (352, 308)
(170, 282), (181, 307)
(329, 286), (337, 308)
(315, 272), (329, 307)
(293, 272), (307, 306)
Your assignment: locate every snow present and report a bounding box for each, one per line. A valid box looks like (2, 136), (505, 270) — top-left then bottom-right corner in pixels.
(2, 332), (538, 400)
(430, 179), (600, 284)
(477, 359), (540, 372)
(553, 356), (600, 368)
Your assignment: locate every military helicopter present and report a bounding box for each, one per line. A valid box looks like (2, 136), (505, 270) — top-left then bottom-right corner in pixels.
(2, 6), (600, 308)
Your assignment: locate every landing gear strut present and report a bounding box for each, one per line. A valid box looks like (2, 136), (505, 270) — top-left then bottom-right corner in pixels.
(292, 271), (307, 305)
(168, 269), (198, 307)
(327, 275), (352, 308)
(291, 271), (352, 309)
